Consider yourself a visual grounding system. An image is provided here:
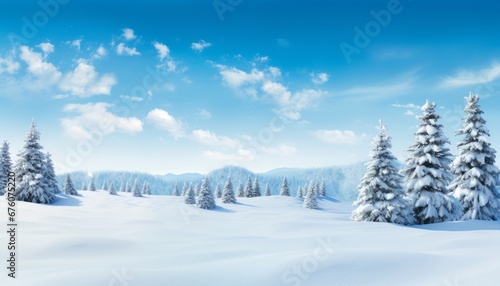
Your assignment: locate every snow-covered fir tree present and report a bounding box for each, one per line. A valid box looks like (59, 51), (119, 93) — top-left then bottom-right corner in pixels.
(132, 179), (142, 197)
(81, 182), (87, 191)
(215, 183), (222, 198)
(14, 120), (55, 204)
(237, 182), (244, 197)
(449, 94), (500, 220)
(402, 100), (462, 224)
(43, 153), (60, 194)
(196, 177), (216, 209)
(303, 181), (318, 209)
(181, 182), (188, 196)
(253, 176), (261, 197)
(108, 182), (117, 195)
(0, 141), (12, 195)
(125, 182), (131, 193)
(244, 176), (254, 197)
(280, 177), (290, 196)
(172, 183), (180, 196)
(222, 177), (237, 204)
(64, 174), (78, 196)
(319, 179), (326, 196)
(296, 185), (303, 199)
(195, 183), (201, 196)
(351, 121), (415, 225)
(314, 180), (320, 196)
(119, 182), (125, 192)
(142, 182), (151, 195)
(264, 183), (271, 196)
(89, 179), (96, 192)
(101, 181), (108, 190)
(184, 183), (196, 204)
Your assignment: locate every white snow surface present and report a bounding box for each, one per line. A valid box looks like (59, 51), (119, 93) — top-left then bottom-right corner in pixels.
(1, 191), (500, 286)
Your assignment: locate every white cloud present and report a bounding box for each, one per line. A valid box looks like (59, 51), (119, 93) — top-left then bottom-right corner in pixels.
(38, 42), (54, 55)
(62, 102), (143, 140)
(147, 108), (185, 139)
(0, 54), (20, 74)
(120, 95), (143, 102)
(197, 108), (212, 119)
(70, 39), (82, 50)
(153, 42), (170, 61)
(392, 103), (420, 109)
(404, 110), (415, 116)
(191, 40), (212, 52)
(116, 43), (140, 56)
(214, 64), (264, 89)
(191, 129), (239, 149)
(122, 28), (136, 40)
(440, 63), (500, 88)
(314, 129), (367, 145)
(311, 72), (329, 84)
(213, 62), (324, 120)
(93, 45), (107, 59)
(19, 45), (61, 87)
(59, 60), (116, 97)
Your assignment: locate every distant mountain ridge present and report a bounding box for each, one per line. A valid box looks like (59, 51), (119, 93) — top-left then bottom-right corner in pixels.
(57, 162), (367, 200)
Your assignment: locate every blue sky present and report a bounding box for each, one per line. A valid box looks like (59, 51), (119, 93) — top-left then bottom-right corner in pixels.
(1, 0), (500, 174)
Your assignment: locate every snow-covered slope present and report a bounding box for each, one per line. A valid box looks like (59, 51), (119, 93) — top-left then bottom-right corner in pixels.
(1, 191), (499, 286)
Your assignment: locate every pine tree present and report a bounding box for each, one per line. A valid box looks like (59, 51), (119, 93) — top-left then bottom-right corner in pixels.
(108, 182), (117, 195)
(280, 177), (290, 196)
(184, 183), (196, 204)
(215, 183), (222, 198)
(64, 174), (78, 195)
(319, 179), (326, 196)
(14, 120), (55, 204)
(181, 182), (188, 196)
(296, 185), (303, 199)
(119, 182), (125, 192)
(89, 179), (96, 192)
(132, 179), (142, 197)
(172, 183), (180, 196)
(142, 182), (151, 195)
(195, 183), (201, 196)
(351, 120), (415, 225)
(450, 94), (500, 220)
(196, 177), (216, 209)
(43, 153), (60, 194)
(101, 181), (108, 190)
(244, 176), (254, 197)
(304, 181), (318, 209)
(222, 177), (237, 203)
(237, 182), (245, 197)
(125, 182), (131, 193)
(402, 100), (462, 224)
(81, 182), (87, 191)
(253, 176), (261, 197)
(264, 183), (271, 196)
(0, 141), (12, 196)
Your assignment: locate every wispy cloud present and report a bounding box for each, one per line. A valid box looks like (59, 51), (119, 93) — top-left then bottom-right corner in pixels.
(440, 63), (500, 88)
(310, 72), (329, 84)
(191, 40), (212, 52)
(19, 45), (61, 88)
(62, 102), (143, 140)
(59, 60), (116, 97)
(116, 43), (140, 56)
(122, 28), (137, 41)
(314, 129), (367, 145)
(339, 80), (413, 100)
